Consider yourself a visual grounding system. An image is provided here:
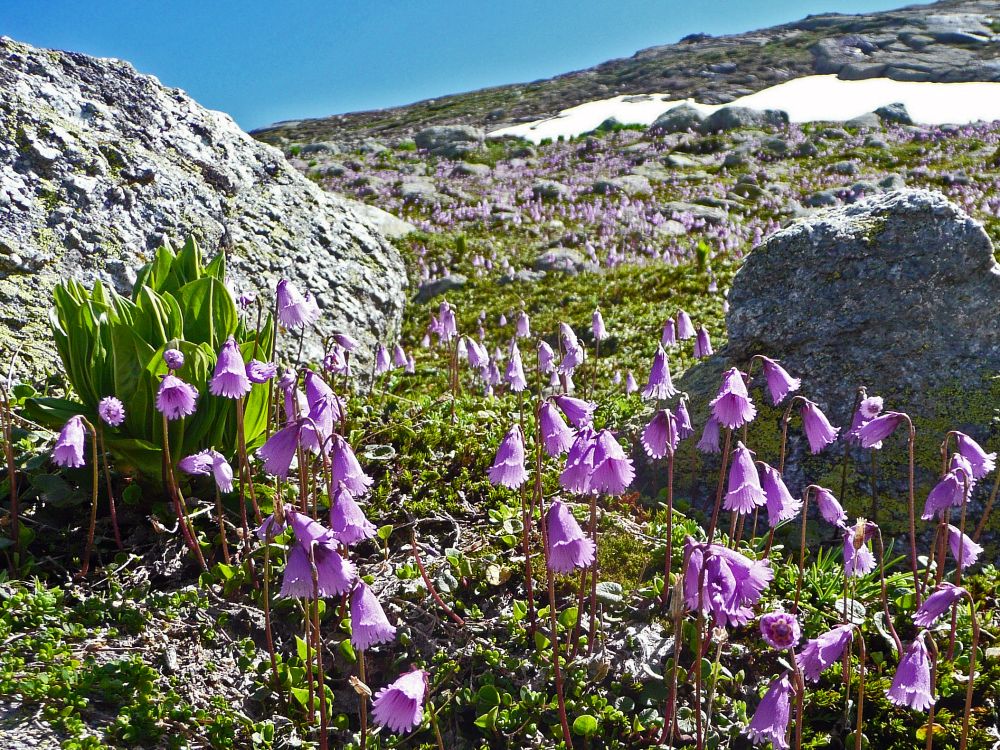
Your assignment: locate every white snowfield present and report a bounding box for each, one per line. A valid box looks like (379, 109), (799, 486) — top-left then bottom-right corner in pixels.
(489, 74), (1000, 143)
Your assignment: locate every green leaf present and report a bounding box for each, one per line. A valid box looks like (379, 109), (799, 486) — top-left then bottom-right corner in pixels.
(473, 706), (498, 732)
(175, 235), (203, 285)
(572, 715), (599, 737)
(295, 635), (309, 662)
(21, 397), (87, 429)
(176, 277), (237, 350)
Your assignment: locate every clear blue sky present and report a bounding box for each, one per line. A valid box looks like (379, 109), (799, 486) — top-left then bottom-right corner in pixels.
(5, 1), (926, 130)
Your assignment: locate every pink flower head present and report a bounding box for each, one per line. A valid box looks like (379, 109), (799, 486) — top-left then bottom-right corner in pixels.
(946, 524), (982, 569)
(392, 344), (407, 368)
(694, 326), (713, 358)
(760, 611), (800, 650)
(676, 310), (695, 340)
(246, 360), (278, 384)
(887, 636), (934, 712)
(156, 374), (198, 420)
(210, 336), (251, 399)
(178, 449), (234, 493)
(515, 310), (530, 338)
(710, 368), (756, 429)
(554, 395), (595, 429)
(759, 357), (800, 405)
(350, 580), (396, 650)
(684, 539), (773, 627)
(560, 427), (597, 494)
(330, 434), (373, 496)
(537, 341), (555, 374)
(437, 301), (457, 341)
(921, 469), (968, 521)
(559, 322), (580, 352)
(799, 624), (855, 681)
(661, 318), (676, 346)
(489, 424), (529, 489)
(324, 345), (349, 375)
(589, 429), (635, 495)
(280, 511), (357, 598)
(843, 520), (876, 578)
(642, 410), (678, 460)
(335, 333), (359, 352)
(276, 279), (320, 329)
(330, 483), (376, 546)
(799, 399), (839, 454)
(255, 513), (287, 540)
(858, 411), (907, 449)
(372, 669), (427, 734)
(913, 583), (967, 628)
(674, 399), (693, 440)
(814, 486), (846, 527)
(540, 401), (576, 457)
(505, 341), (527, 392)
(163, 348), (184, 370)
(374, 344), (392, 376)
(545, 499), (596, 572)
(954, 431), (996, 480)
(725, 442), (766, 514)
(746, 673), (793, 749)
(98, 396), (126, 427)
(860, 396), (883, 419)
(592, 308), (607, 341)
(760, 463), (802, 527)
(256, 421), (301, 478)
(625, 371), (638, 394)
(53, 415), (87, 468)
(697, 416), (722, 454)
(641, 345), (676, 400)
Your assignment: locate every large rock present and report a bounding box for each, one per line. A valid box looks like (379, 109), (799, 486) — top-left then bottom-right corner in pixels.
(699, 106), (788, 133)
(650, 104), (705, 134)
(0, 36), (406, 376)
(413, 125), (485, 158)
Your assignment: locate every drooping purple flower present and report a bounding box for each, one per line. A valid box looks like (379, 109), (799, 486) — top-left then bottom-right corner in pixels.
(53, 415), (87, 468)
(746, 673), (793, 750)
(800, 399), (839, 454)
(209, 336), (251, 399)
(537, 341), (555, 374)
(954, 431), (996, 480)
(946, 524), (982, 569)
(246, 359), (278, 384)
(759, 357), (800, 405)
(592, 309), (607, 341)
(374, 344), (392, 376)
(505, 341), (527, 392)
(560, 427), (597, 494)
(590, 429), (635, 495)
(760, 463), (802, 527)
(684, 539), (773, 627)
(950, 453), (976, 490)
(334, 333), (359, 352)
(256, 421), (301, 479)
(624, 371), (638, 394)
(350, 580), (396, 650)
(156, 374), (199, 420)
(799, 624), (856, 681)
(914, 583), (967, 628)
(163, 348), (184, 371)
(255, 512), (287, 540)
(858, 411), (907, 449)
(330, 434), (373, 496)
(545, 499), (596, 572)
(560, 345), (585, 374)
(641, 345), (676, 400)
(405, 354), (415, 374)
(284, 387), (308, 422)
(179, 449), (234, 493)
(559, 322), (580, 352)
(280, 511), (357, 598)
(98, 396), (126, 427)
(324, 345), (349, 375)
(330, 483), (376, 545)
(814, 486), (847, 527)
(371, 669), (427, 734)
(674, 399), (693, 440)
(392, 344), (408, 368)
(887, 636), (934, 712)
(437, 301), (457, 342)
(860, 396), (883, 419)
(697, 416), (722, 454)
(276, 279), (320, 329)
(540, 402), (575, 457)
(489, 425), (529, 489)
(710, 368), (756, 429)
(641, 410), (678, 460)
(515, 310), (531, 338)
(760, 611), (800, 650)
(921, 469), (968, 521)
(693, 326), (713, 358)
(661, 318), (676, 346)
(843, 521), (876, 578)
(676, 310), (695, 340)
(725, 442), (767, 514)
(554, 395), (595, 429)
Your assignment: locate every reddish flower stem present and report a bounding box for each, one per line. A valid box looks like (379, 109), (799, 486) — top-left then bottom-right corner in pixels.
(411, 527), (465, 626)
(539, 495), (574, 750)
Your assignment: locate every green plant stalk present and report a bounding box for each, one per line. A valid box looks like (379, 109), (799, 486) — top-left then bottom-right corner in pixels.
(960, 595), (980, 750)
(538, 495), (574, 750)
(161, 413), (207, 571)
(96, 425), (123, 549)
(704, 632), (725, 727)
(235, 398), (261, 525)
(78, 418), (100, 577)
(262, 525), (278, 684)
(214, 484), (230, 565)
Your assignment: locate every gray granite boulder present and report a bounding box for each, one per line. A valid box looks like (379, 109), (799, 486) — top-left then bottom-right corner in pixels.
(650, 104), (705, 134)
(0, 36), (406, 377)
(414, 125), (485, 158)
(700, 106), (788, 133)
